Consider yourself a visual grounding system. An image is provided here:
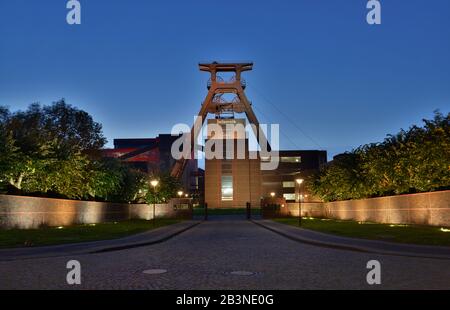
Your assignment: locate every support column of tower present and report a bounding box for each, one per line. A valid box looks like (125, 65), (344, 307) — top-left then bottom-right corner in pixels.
(171, 62), (270, 179)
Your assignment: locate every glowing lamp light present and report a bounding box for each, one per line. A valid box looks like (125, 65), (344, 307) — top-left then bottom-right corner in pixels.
(177, 191), (184, 197)
(270, 192), (276, 198)
(57, 226), (64, 229)
(296, 179), (304, 185)
(185, 194), (189, 198)
(440, 228), (450, 233)
(150, 180), (159, 188)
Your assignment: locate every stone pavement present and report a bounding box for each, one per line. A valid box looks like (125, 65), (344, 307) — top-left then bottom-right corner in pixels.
(0, 215), (450, 289)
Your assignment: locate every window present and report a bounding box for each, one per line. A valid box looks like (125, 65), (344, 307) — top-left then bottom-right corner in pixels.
(261, 156), (271, 162)
(221, 176), (233, 201)
(283, 193), (296, 201)
(222, 160), (232, 174)
(281, 156), (301, 163)
(282, 181), (295, 188)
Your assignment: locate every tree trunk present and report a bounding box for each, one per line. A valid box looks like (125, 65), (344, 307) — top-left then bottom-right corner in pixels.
(9, 173), (24, 190)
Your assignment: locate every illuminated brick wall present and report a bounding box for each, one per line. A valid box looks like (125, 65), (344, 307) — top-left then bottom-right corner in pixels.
(281, 190), (450, 227)
(0, 195), (192, 229)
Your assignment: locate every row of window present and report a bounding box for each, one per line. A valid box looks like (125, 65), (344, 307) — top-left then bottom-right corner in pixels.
(261, 156), (301, 163)
(221, 177), (304, 201)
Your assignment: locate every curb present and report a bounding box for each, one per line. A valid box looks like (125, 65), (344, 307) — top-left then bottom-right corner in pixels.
(251, 220), (450, 261)
(90, 221), (201, 253)
(0, 220), (201, 261)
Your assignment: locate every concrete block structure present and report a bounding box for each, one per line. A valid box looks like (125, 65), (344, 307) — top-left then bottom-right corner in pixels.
(102, 134), (199, 196)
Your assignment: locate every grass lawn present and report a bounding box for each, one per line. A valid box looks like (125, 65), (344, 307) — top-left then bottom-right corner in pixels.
(0, 219), (181, 249)
(273, 217), (450, 247)
(193, 208), (261, 216)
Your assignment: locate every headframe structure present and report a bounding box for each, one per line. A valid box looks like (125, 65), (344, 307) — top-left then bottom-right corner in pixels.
(170, 62), (270, 179)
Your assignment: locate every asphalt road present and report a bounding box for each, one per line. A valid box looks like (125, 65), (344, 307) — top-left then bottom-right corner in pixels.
(1, 215), (450, 289)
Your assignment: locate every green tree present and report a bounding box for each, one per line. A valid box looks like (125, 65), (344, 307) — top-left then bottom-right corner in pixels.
(145, 173), (181, 204)
(310, 152), (367, 202)
(88, 158), (148, 203)
(0, 101), (153, 202)
(0, 100), (107, 197)
(311, 111), (450, 202)
(114, 167), (148, 203)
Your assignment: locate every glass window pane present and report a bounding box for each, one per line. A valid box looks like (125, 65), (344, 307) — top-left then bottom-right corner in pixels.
(283, 193), (296, 201)
(221, 176), (233, 201)
(261, 156), (271, 162)
(282, 181), (295, 188)
(281, 156), (301, 163)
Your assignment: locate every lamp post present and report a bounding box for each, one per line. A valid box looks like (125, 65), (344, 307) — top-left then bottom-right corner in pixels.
(150, 179), (159, 226)
(296, 179), (304, 227)
(269, 192), (276, 217)
(177, 190), (184, 198)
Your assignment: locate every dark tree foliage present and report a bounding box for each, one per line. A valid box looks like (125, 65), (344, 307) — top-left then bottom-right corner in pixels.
(145, 173), (181, 204)
(0, 100), (152, 203)
(310, 112), (450, 202)
(6, 100), (106, 159)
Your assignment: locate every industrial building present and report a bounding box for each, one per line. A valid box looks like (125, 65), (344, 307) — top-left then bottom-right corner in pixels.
(104, 62), (327, 208)
(102, 134), (199, 197)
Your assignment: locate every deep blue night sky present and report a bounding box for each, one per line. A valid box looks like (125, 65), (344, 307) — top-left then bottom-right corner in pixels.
(1, 0), (449, 159)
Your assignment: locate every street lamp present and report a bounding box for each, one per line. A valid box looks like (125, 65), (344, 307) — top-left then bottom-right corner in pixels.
(151, 180), (159, 188)
(296, 178), (304, 227)
(150, 179), (159, 225)
(270, 192), (276, 198)
(177, 190), (184, 198)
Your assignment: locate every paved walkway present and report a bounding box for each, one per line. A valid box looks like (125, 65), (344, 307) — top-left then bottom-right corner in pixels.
(1, 216), (450, 289)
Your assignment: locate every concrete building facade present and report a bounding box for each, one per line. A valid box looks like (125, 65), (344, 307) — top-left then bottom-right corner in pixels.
(102, 134), (199, 195)
(261, 150), (327, 203)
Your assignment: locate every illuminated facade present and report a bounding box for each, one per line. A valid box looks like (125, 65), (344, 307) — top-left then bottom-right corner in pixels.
(204, 119), (262, 209)
(261, 150), (327, 203)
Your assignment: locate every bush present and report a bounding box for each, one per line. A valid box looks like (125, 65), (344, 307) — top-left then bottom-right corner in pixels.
(310, 111), (450, 202)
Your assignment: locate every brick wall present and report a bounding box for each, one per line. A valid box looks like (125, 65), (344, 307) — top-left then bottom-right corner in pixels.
(279, 190), (450, 227)
(0, 195), (192, 229)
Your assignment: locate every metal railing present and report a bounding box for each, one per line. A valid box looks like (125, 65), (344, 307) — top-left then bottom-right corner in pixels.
(207, 77), (247, 89)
